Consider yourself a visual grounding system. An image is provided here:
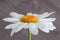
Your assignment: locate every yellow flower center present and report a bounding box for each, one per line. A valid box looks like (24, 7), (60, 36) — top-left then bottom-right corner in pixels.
(21, 15), (38, 23)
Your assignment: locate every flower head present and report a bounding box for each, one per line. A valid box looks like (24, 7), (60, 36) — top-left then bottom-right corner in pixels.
(21, 14), (38, 23)
(3, 12), (56, 36)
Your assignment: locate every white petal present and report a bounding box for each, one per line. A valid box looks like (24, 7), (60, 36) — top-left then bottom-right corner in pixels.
(5, 24), (16, 29)
(36, 22), (49, 33)
(26, 13), (32, 15)
(14, 23), (28, 33)
(40, 18), (56, 22)
(23, 23), (29, 29)
(3, 18), (19, 22)
(42, 22), (56, 31)
(10, 29), (15, 36)
(10, 12), (23, 18)
(32, 14), (38, 16)
(5, 23), (21, 29)
(29, 23), (38, 35)
(38, 12), (55, 18)
(10, 22), (25, 36)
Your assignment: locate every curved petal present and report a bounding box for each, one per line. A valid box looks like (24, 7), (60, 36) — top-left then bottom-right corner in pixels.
(36, 22), (50, 33)
(3, 18), (19, 22)
(32, 14), (38, 16)
(26, 13), (32, 15)
(14, 23), (28, 33)
(29, 23), (38, 35)
(40, 18), (56, 22)
(42, 21), (56, 31)
(23, 23), (29, 29)
(38, 12), (55, 18)
(5, 24), (17, 29)
(5, 22), (21, 29)
(10, 22), (25, 36)
(10, 12), (23, 18)
(10, 29), (15, 36)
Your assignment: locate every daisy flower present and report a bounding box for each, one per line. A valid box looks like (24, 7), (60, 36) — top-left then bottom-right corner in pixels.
(3, 12), (56, 36)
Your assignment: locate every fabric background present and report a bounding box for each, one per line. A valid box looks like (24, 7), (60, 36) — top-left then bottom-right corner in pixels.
(0, 0), (60, 40)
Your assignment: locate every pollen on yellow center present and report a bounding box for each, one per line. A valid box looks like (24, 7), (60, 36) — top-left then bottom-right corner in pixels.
(21, 15), (38, 23)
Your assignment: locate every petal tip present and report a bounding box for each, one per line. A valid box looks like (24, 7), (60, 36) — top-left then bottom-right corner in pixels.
(43, 30), (50, 33)
(10, 12), (15, 14)
(26, 13), (33, 15)
(5, 26), (10, 29)
(53, 18), (56, 21)
(45, 31), (50, 33)
(2, 18), (7, 22)
(2, 18), (5, 21)
(49, 12), (55, 15)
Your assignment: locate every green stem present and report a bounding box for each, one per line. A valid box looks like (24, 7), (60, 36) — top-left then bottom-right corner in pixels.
(28, 29), (31, 40)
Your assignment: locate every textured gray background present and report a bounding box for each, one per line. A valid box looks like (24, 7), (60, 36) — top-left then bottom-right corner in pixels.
(0, 0), (60, 40)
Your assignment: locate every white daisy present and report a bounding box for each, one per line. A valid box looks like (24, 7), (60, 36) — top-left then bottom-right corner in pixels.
(3, 12), (56, 36)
